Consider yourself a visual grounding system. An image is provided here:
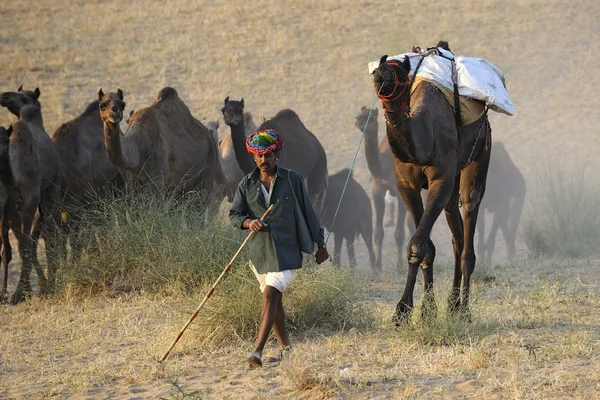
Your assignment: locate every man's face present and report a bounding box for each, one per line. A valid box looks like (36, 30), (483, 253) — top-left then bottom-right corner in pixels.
(253, 151), (278, 173)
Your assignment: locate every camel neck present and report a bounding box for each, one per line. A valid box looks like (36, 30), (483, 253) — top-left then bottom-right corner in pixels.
(103, 121), (139, 170)
(363, 121), (384, 179)
(385, 111), (433, 165)
(229, 122), (255, 175)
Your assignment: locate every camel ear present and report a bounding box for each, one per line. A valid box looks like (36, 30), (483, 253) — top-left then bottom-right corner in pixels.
(34, 88), (41, 100)
(361, 105), (366, 111)
(224, 96), (230, 106)
(240, 98), (244, 108)
(379, 55), (388, 64)
(18, 85), (23, 92)
(117, 88), (124, 100)
(6, 125), (13, 136)
(373, 107), (378, 115)
(215, 120), (219, 129)
(402, 57), (411, 72)
(98, 88), (104, 101)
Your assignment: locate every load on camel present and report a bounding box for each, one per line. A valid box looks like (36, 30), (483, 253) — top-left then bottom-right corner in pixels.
(371, 41), (513, 323)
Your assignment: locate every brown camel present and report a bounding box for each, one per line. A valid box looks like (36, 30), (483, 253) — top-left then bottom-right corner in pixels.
(355, 105), (412, 271)
(320, 168), (376, 272)
(0, 87), (62, 304)
(222, 97), (328, 213)
(373, 46), (492, 322)
(99, 87), (225, 194)
(477, 141), (526, 261)
(52, 96), (124, 258)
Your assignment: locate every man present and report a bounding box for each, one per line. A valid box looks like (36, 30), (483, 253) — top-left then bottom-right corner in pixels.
(230, 128), (329, 369)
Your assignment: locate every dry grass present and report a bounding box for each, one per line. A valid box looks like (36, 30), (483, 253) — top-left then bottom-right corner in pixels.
(1, 0), (600, 398)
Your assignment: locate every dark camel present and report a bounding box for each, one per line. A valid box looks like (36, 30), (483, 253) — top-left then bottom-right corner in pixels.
(372, 46), (492, 322)
(356, 105), (411, 271)
(0, 87), (62, 304)
(52, 97), (124, 259)
(477, 142), (526, 261)
(99, 87), (225, 194)
(222, 97), (329, 214)
(320, 168), (376, 272)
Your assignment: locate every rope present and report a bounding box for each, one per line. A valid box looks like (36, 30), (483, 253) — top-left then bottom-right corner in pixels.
(325, 89), (382, 245)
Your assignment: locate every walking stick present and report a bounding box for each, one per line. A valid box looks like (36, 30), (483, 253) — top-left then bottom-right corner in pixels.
(158, 203), (275, 363)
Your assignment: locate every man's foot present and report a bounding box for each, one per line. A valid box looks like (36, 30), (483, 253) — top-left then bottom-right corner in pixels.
(247, 352), (263, 369)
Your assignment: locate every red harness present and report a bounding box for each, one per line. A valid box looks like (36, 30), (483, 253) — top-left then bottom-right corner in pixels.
(375, 61), (411, 117)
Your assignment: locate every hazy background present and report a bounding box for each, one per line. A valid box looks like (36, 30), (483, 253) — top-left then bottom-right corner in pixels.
(1, 0), (598, 269)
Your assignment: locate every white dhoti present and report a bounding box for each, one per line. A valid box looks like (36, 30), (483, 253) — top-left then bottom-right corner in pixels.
(249, 261), (294, 293)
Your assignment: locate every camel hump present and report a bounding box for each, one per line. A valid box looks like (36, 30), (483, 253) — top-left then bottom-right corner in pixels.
(19, 104), (41, 121)
(157, 87), (179, 101)
(273, 109), (300, 121)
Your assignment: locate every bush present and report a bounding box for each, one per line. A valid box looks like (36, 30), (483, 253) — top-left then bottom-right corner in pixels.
(56, 190), (370, 342)
(522, 161), (600, 258)
(57, 190), (246, 292)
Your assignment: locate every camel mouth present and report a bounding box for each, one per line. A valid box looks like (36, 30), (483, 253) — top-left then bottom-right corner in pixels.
(107, 113), (123, 124)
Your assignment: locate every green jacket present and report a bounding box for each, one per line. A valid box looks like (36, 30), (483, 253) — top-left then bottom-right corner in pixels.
(229, 166), (324, 273)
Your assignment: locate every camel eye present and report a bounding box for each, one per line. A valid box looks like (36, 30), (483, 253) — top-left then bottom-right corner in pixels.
(100, 101), (109, 109)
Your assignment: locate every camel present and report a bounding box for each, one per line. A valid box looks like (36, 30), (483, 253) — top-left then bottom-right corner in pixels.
(372, 44), (492, 322)
(356, 105), (412, 271)
(99, 87), (225, 194)
(0, 87), (62, 304)
(222, 97), (328, 213)
(477, 142), (526, 261)
(52, 96), (124, 258)
(214, 110), (257, 201)
(320, 168), (376, 272)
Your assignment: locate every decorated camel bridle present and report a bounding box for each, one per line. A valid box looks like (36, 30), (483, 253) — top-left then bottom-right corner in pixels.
(374, 60), (413, 117)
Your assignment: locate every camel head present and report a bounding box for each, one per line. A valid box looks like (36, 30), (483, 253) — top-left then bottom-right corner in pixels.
(372, 55), (411, 100)
(98, 88), (126, 124)
(0, 86), (41, 118)
(201, 118), (220, 142)
(221, 96), (245, 127)
(355, 105), (378, 131)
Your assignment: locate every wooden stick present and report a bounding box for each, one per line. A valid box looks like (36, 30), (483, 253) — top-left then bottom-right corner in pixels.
(158, 204), (275, 363)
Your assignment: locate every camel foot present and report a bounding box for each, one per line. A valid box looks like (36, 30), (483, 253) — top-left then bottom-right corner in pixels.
(10, 284), (33, 305)
(421, 295), (438, 321)
(393, 301), (413, 326)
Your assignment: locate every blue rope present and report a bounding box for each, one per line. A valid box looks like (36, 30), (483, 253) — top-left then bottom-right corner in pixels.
(325, 94), (380, 245)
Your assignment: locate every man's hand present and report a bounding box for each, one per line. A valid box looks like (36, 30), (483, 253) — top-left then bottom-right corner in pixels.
(244, 218), (267, 232)
(315, 246), (329, 264)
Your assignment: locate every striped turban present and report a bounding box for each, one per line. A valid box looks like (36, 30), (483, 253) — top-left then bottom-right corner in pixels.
(246, 128), (284, 155)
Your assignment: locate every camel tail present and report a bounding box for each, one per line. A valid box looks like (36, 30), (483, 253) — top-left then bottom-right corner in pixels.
(360, 202), (376, 270)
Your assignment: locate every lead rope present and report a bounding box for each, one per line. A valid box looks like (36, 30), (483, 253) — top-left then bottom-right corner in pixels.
(325, 88), (383, 246)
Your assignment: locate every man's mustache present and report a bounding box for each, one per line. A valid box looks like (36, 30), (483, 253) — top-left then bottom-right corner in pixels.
(260, 163), (269, 168)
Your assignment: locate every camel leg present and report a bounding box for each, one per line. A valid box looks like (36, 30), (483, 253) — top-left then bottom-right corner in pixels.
(333, 233), (343, 267)
(361, 222), (377, 274)
(506, 194), (525, 261)
(485, 212), (501, 262)
(345, 233), (357, 270)
(395, 186), (425, 323)
(38, 184), (63, 293)
(30, 211), (48, 294)
(459, 154), (491, 319)
(398, 176), (454, 323)
(394, 198), (408, 272)
(444, 178), (465, 314)
(306, 153), (328, 216)
(372, 184), (386, 272)
(498, 216), (511, 261)
(476, 207), (486, 259)
(10, 196), (39, 305)
(0, 202), (8, 302)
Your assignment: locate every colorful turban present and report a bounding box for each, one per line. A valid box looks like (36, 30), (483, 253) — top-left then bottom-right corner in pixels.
(246, 128), (284, 155)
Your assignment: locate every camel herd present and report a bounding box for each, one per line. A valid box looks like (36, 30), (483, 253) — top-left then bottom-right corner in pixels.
(0, 84), (525, 307)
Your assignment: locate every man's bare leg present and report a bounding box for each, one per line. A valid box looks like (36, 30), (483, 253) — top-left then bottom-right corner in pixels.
(248, 285), (282, 368)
